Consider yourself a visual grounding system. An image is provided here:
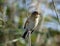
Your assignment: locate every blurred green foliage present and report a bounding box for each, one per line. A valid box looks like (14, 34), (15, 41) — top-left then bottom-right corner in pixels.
(0, 0), (60, 46)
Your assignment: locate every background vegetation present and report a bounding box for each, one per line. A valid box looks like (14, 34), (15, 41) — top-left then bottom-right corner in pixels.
(0, 0), (60, 46)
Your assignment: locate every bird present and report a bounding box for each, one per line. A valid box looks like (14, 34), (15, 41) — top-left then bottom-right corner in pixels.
(22, 11), (40, 39)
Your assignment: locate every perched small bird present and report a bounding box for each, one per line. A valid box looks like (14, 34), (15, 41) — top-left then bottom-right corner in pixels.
(22, 11), (40, 39)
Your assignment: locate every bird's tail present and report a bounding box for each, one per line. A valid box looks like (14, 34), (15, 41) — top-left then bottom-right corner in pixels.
(22, 30), (34, 39)
(22, 30), (28, 39)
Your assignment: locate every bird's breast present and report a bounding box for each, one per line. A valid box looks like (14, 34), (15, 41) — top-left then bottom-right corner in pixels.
(26, 17), (40, 30)
(29, 17), (39, 29)
(34, 18), (39, 28)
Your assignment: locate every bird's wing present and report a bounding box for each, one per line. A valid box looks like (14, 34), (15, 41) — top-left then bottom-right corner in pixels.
(24, 18), (29, 29)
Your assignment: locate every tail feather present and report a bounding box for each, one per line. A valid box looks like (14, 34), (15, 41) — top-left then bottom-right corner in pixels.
(22, 30), (28, 39)
(22, 30), (34, 39)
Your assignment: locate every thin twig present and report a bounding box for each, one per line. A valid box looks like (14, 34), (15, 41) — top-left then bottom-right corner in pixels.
(28, 31), (31, 46)
(52, 0), (60, 23)
(26, 30), (31, 46)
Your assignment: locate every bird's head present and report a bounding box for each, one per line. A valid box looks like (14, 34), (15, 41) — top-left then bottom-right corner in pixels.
(31, 11), (40, 18)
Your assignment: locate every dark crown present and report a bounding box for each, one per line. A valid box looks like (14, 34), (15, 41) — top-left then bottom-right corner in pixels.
(32, 11), (39, 15)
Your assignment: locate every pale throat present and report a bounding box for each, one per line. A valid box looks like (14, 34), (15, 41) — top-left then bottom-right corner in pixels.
(34, 15), (40, 20)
